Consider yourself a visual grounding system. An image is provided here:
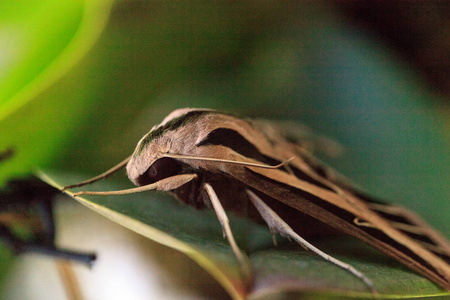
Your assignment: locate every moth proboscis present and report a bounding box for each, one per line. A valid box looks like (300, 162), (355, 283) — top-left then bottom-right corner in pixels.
(63, 108), (450, 295)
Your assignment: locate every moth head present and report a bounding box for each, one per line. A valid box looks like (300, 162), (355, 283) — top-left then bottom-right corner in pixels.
(126, 108), (213, 186)
(126, 134), (181, 187)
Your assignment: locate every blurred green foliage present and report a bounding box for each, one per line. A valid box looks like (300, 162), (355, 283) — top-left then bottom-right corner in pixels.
(0, 0), (112, 184)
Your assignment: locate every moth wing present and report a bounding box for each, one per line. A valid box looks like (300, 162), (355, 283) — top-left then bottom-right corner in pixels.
(252, 119), (358, 189)
(186, 111), (450, 288)
(252, 119), (344, 158)
(361, 198), (450, 258)
(225, 164), (450, 290)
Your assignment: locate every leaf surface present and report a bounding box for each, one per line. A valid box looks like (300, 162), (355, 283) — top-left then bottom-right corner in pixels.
(40, 171), (449, 299)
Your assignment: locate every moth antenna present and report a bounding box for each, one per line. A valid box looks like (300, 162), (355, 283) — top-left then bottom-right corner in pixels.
(163, 153), (295, 169)
(72, 174), (197, 197)
(353, 217), (373, 228)
(355, 217), (432, 236)
(62, 156), (131, 190)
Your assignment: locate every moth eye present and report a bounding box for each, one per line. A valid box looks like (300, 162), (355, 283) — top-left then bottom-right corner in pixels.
(148, 165), (158, 177)
(137, 157), (181, 186)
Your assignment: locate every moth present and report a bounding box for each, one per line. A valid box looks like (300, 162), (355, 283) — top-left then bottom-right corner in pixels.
(63, 108), (450, 293)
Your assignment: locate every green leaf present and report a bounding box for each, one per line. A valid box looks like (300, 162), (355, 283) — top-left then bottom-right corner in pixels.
(0, 0), (113, 121)
(39, 171), (449, 299)
(0, 0), (113, 186)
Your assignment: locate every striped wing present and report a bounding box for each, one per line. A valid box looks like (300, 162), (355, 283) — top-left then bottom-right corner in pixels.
(195, 114), (450, 289)
(227, 164), (450, 290)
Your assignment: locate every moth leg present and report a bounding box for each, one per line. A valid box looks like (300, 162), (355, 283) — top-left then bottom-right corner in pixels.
(62, 155), (131, 190)
(246, 189), (377, 294)
(204, 183), (253, 285)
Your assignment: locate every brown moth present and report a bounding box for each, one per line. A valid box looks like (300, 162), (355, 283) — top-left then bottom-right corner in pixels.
(63, 108), (450, 293)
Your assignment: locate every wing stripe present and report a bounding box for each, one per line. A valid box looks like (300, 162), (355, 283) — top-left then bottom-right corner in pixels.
(244, 168), (442, 278)
(297, 152), (450, 262)
(197, 127), (334, 191)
